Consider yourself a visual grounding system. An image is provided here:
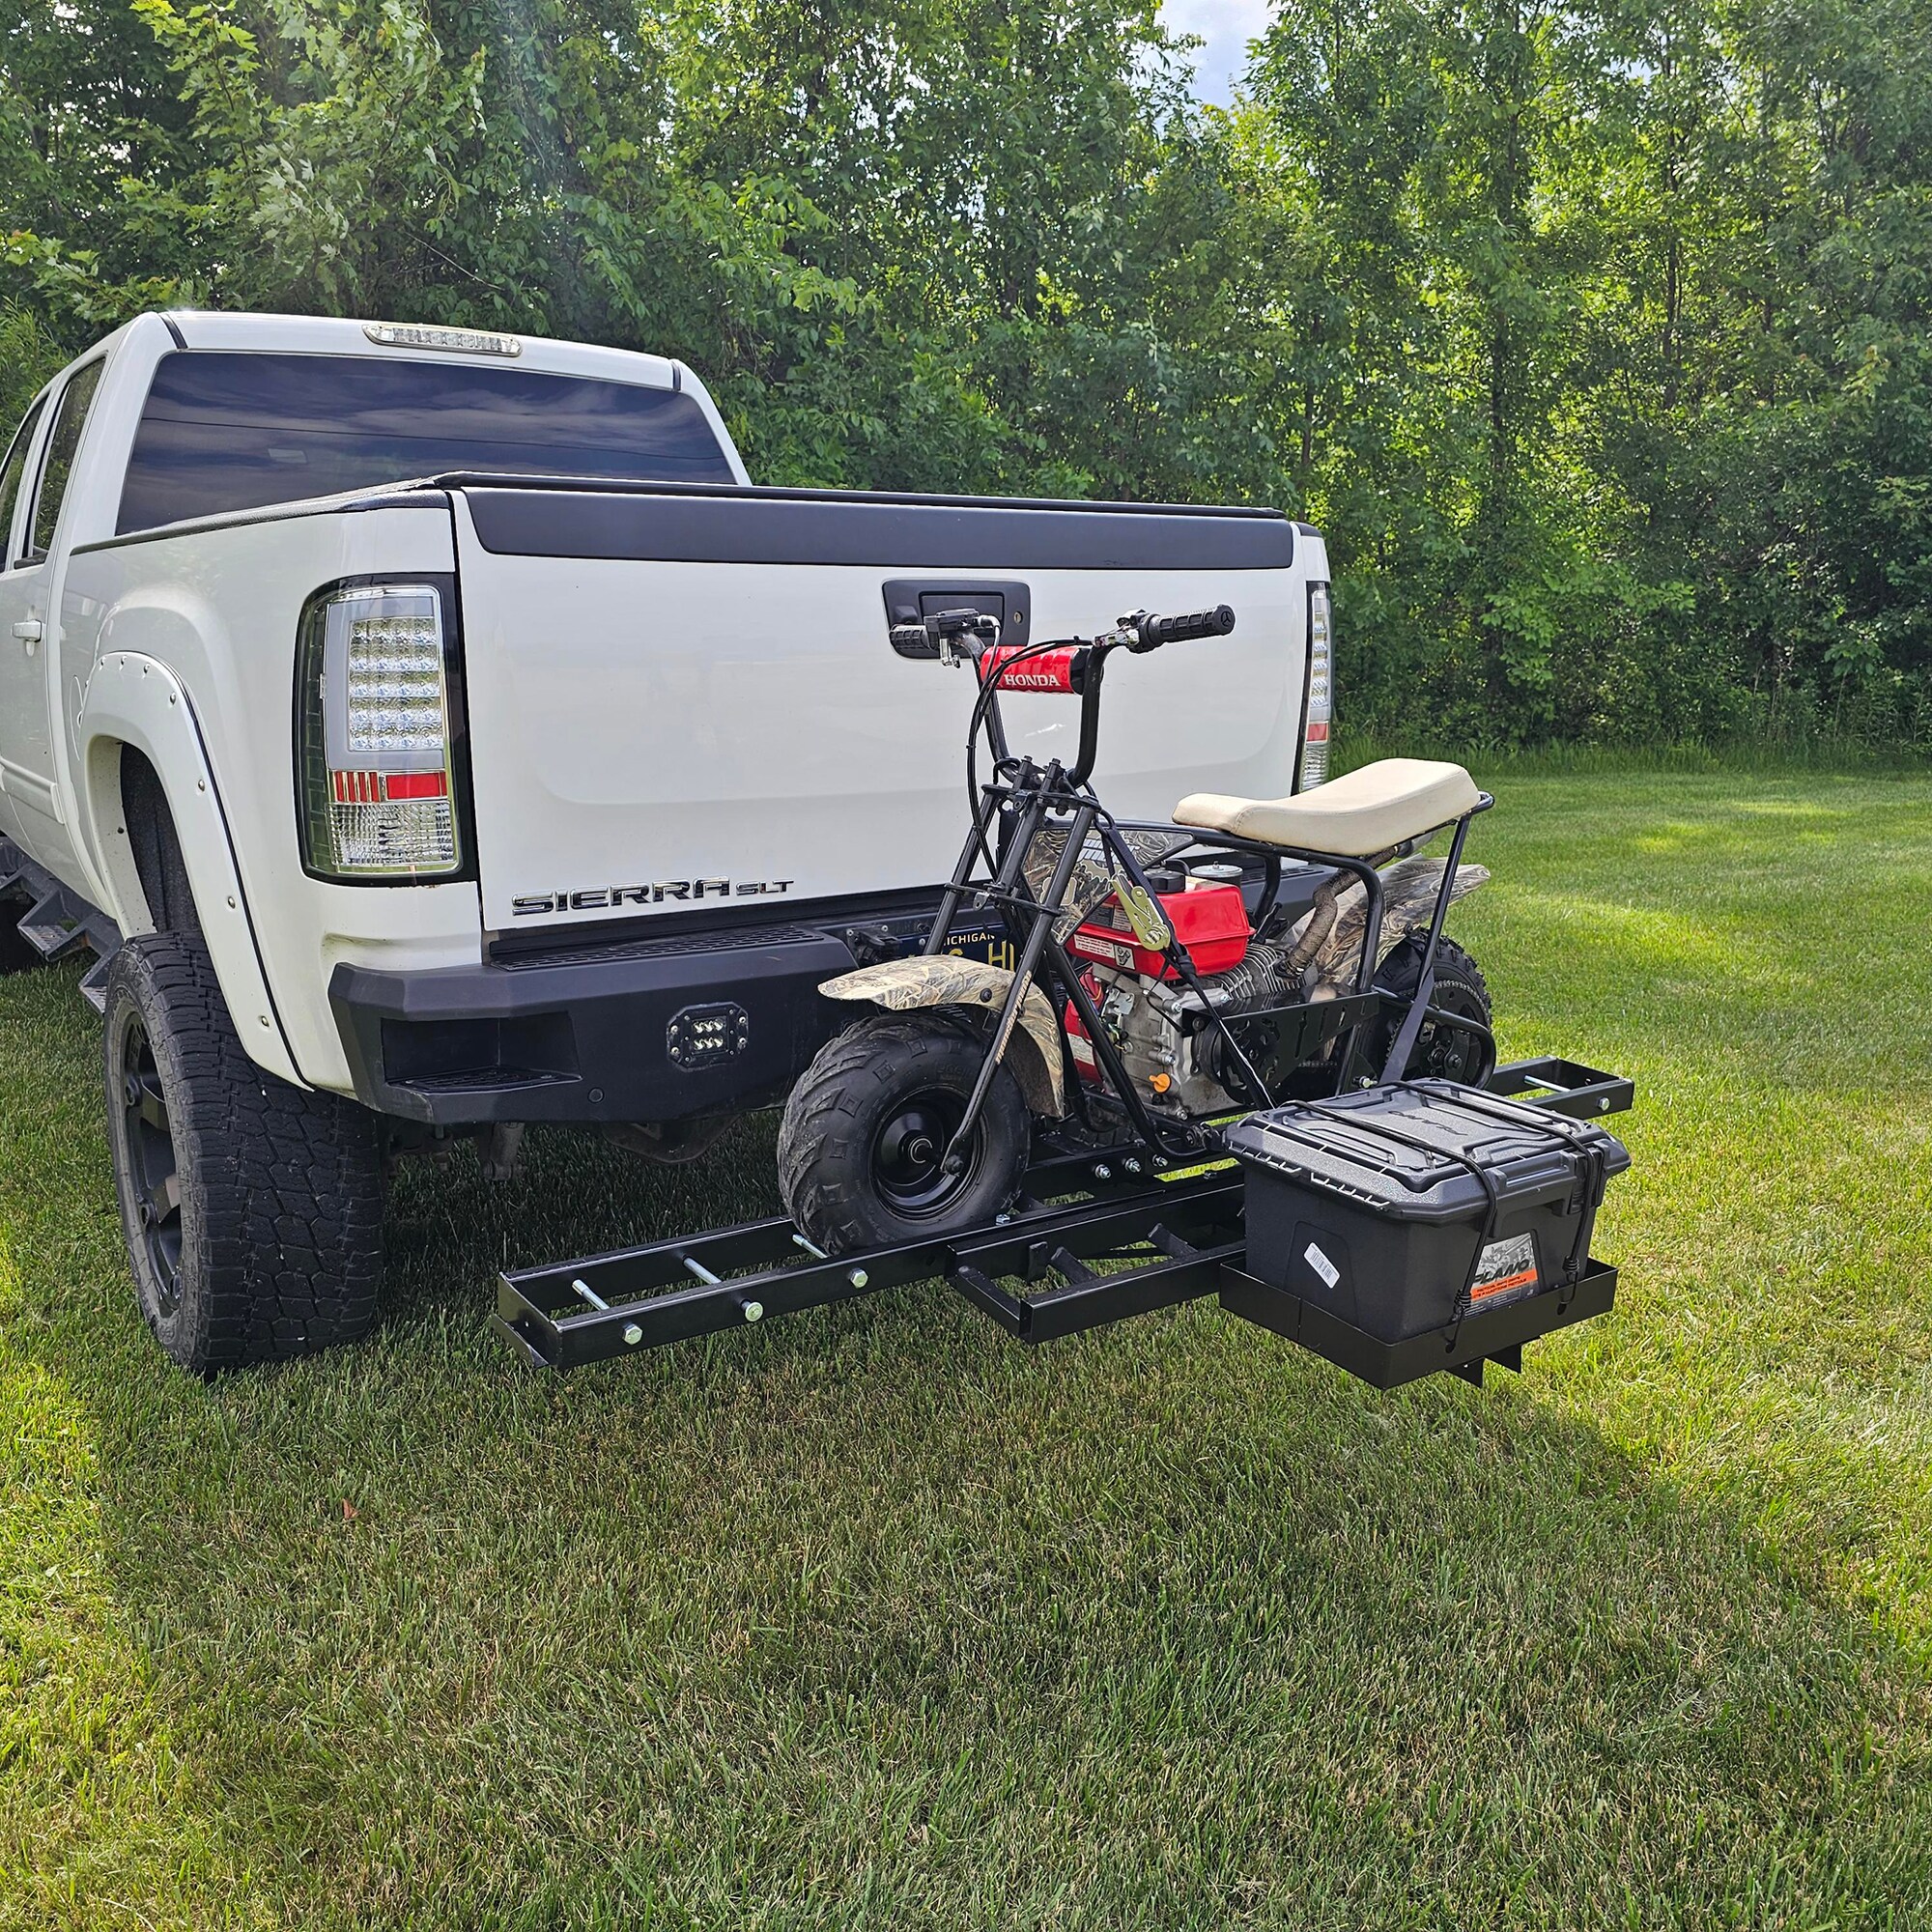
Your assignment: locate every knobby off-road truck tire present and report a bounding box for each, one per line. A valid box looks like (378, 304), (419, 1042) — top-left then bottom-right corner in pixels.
(778, 1009), (1030, 1255)
(103, 933), (385, 1375)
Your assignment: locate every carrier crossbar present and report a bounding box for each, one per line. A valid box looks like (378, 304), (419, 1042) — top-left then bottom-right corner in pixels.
(1484, 1056), (1634, 1120)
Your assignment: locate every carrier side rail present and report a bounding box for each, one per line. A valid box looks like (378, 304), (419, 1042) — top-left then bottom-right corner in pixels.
(1486, 1056), (1633, 1121)
(495, 1147), (1243, 1370)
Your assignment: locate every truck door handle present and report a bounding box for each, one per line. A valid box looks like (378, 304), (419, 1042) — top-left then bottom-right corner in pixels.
(11, 620), (43, 643)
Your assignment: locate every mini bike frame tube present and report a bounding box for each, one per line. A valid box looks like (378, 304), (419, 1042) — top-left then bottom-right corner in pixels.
(1112, 823), (1392, 1089)
(925, 777), (1047, 954)
(924, 802), (1001, 955)
(944, 801), (1095, 1166)
(1038, 941), (1189, 1156)
(1377, 809), (1474, 1083)
(1112, 822), (1390, 994)
(1089, 815), (1278, 1108)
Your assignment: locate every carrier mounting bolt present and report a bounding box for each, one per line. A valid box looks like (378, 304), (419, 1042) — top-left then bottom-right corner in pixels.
(1094, 1163), (1112, 1181)
(1122, 1157), (1143, 1175)
(622, 1323), (642, 1347)
(743, 1300), (764, 1323)
(847, 1267), (868, 1289)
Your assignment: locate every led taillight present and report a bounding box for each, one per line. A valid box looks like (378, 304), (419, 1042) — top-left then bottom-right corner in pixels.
(298, 583), (463, 878)
(1301, 582), (1333, 789)
(329, 770), (450, 804)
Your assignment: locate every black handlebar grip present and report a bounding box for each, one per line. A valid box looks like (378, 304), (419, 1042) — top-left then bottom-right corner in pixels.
(1131, 604), (1236, 651)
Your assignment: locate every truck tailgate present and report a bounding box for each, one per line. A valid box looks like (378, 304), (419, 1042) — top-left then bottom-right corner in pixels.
(451, 485), (1308, 934)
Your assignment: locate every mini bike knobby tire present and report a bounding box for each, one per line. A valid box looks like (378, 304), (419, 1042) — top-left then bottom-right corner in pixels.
(778, 1010), (1030, 1255)
(1372, 933), (1495, 1085)
(102, 934), (385, 1375)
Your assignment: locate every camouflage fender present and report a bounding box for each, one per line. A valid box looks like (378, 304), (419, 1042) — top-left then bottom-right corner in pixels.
(819, 957), (1065, 1117)
(1310, 855), (1491, 994)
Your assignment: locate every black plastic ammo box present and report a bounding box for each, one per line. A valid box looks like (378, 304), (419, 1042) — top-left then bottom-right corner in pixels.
(1225, 1080), (1630, 1344)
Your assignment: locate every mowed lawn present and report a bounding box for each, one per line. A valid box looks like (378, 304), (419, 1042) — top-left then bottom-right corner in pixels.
(2, 769), (1929, 1930)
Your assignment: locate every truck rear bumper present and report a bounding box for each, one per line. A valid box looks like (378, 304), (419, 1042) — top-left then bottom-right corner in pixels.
(329, 920), (868, 1125)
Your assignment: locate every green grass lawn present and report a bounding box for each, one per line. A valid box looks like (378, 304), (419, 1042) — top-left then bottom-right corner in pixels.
(3, 770), (1929, 1929)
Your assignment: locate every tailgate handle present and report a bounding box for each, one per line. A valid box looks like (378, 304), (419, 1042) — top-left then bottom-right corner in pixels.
(882, 579), (1031, 660)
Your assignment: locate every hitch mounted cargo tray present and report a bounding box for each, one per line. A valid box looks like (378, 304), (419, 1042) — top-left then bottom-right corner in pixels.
(1220, 1256), (1619, 1389)
(493, 1055), (1633, 1385)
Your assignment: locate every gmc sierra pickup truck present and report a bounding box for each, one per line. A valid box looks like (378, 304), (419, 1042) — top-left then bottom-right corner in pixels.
(0, 310), (1333, 1372)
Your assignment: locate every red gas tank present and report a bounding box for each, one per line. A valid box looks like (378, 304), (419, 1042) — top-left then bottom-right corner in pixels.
(1065, 882), (1249, 980)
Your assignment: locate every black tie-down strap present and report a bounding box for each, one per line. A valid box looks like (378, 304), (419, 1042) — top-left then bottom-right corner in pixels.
(1409, 1084), (1609, 1308)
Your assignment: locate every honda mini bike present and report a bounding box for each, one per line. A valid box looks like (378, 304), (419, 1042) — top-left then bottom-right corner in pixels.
(776, 602), (1501, 1251)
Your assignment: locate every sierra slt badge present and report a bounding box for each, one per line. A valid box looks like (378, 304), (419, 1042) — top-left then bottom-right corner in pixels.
(511, 878), (796, 916)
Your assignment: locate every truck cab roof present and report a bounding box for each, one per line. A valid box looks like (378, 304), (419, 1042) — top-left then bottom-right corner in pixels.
(4, 310), (750, 558)
(157, 309), (696, 399)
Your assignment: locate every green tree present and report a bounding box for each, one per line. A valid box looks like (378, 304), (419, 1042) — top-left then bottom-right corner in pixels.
(2, 0), (1928, 748)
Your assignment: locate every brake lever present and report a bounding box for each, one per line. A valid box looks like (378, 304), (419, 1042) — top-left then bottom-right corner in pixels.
(930, 608), (1000, 668)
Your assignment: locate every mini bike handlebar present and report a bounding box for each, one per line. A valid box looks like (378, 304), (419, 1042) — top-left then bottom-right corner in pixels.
(1066, 651), (1114, 787)
(960, 606), (1240, 839)
(1065, 605), (1237, 785)
(1123, 604), (1236, 652)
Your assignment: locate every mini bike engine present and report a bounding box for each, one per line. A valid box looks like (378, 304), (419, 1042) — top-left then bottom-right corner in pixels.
(1064, 873), (1307, 1118)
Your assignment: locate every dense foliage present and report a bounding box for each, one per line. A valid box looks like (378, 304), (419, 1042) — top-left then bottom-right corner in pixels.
(4, 0), (1929, 748)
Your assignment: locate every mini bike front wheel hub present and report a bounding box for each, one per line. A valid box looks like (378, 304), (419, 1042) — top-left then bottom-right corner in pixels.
(871, 1090), (979, 1217)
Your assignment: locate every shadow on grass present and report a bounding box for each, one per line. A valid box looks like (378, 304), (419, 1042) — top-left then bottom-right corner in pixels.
(2, 961), (1925, 1928)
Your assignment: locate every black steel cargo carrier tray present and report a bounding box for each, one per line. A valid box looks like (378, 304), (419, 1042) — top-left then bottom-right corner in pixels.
(1220, 1255), (1619, 1389)
(494, 1055), (1633, 1388)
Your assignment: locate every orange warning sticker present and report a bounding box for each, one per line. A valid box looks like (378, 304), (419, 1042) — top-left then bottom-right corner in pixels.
(1470, 1264), (1538, 1301)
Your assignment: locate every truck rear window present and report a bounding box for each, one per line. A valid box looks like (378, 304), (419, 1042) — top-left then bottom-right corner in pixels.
(117, 351), (736, 534)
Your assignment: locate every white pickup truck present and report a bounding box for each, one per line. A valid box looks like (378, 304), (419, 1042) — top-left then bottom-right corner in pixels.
(0, 310), (1333, 1372)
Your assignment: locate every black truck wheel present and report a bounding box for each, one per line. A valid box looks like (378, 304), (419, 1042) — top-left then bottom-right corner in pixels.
(1371, 933), (1496, 1085)
(778, 1009), (1030, 1255)
(102, 934), (385, 1375)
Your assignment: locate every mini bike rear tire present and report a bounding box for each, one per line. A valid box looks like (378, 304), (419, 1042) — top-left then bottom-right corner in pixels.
(1371, 933), (1495, 1085)
(778, 1009), (1030, 1256)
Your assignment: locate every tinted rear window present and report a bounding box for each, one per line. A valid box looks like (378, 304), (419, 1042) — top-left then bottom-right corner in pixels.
(118, 351), (735, 534)
(33, 359), (105, 558)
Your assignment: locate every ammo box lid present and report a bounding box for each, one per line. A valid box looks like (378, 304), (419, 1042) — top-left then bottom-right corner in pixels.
(1225, 1080), (1631, 1226)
